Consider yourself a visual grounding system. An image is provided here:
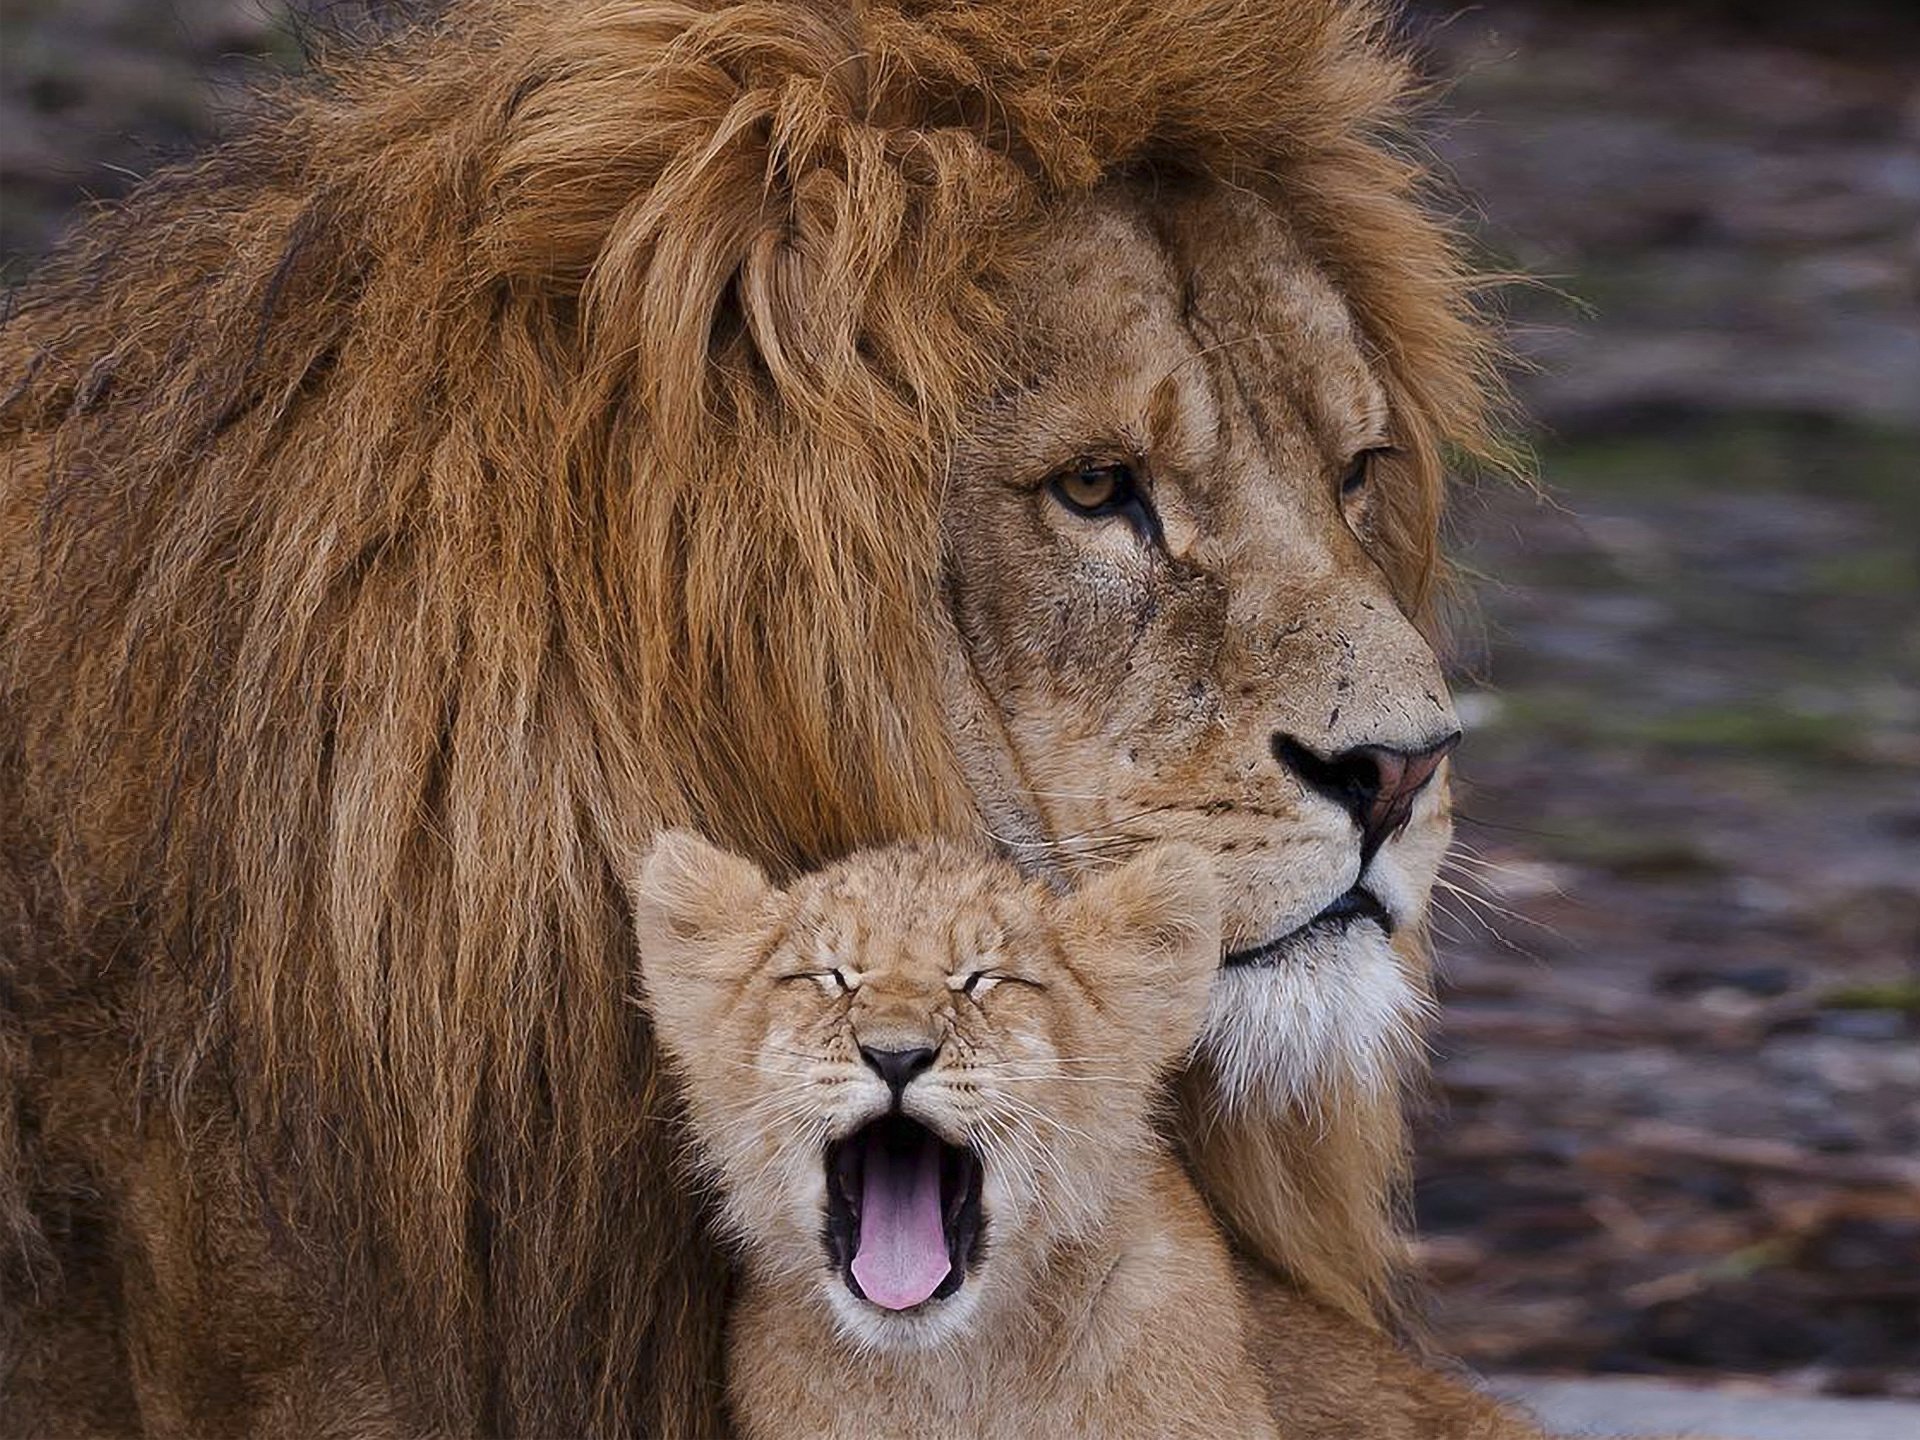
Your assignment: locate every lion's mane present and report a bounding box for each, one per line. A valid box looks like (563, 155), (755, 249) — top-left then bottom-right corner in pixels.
(0, 2), (1498, 1433)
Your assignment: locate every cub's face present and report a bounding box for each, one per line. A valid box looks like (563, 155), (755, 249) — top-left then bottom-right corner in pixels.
(627, 832), (1218, 1350)
(944, 178), (1460, 1109)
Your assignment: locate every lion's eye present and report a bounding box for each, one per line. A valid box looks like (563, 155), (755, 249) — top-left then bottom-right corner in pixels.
(1341, 446), (1393, 502)
(1046, 461), (1161, 542)
(802, 970), (852, 995)
(1052, 464), (1126, 512)
(958, 971), (1000, 998)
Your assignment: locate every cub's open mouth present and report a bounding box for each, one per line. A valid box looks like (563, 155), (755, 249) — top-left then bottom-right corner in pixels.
(825, 1115), (983, 1312)
(1223, 885), (1393, 968)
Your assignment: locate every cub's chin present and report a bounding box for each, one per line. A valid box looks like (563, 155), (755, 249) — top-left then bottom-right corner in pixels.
(819, 1113), (989, 1351)
(1203, 888), (1424, 1113)
(823, 1268), (990, 1351)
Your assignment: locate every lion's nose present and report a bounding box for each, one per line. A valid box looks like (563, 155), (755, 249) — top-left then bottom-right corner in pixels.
(860, 1045), (938, 1103)
(1273, 731), (1461, 863)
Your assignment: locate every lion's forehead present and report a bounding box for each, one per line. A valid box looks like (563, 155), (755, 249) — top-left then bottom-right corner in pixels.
(993, 184), (1389, 489)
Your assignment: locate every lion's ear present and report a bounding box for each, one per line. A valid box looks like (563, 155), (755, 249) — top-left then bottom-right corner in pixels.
(626, 830), (774, 1017)
(1057, 844), (1222, 1068)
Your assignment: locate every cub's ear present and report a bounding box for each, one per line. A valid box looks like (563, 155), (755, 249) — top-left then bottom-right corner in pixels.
(1057, 843), (1222, 1069)
(625, 829), (774, 1012)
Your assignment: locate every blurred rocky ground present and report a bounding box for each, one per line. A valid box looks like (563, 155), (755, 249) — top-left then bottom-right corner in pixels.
(0, 0), (303, 268)
(4, 0), (1916, 1407)
(1413, 0), (1920, 1401)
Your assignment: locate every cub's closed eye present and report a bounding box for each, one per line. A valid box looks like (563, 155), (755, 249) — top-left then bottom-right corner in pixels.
(954, 971), (1043, 997)
(1046, 460), (1163, 544)
(779, 971), (852, 994)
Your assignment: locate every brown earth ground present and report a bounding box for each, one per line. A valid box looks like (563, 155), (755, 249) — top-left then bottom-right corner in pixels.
(4, 0), (1917, 1403)
(1415, 0), (1920, 1399)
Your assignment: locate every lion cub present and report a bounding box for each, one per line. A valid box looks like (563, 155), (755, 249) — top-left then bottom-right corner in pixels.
(627, 832), (1278, 1440)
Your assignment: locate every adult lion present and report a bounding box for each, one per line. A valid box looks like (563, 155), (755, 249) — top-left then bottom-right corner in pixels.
(1, 1), (1510, 1436)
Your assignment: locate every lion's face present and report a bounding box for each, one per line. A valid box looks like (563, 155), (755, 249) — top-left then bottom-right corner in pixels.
(945, 182), (1458, 1108)
(628, 835), (1218, 1353)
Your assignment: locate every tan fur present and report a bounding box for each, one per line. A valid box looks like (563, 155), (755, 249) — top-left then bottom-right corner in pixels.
(631, 835), (1280, 1439)
(631, 835), (1543, 1440)
(945, 172), (1470, 1331)
(1241, 1269), (1548, 1440)
(1, 2), (1504, 1435)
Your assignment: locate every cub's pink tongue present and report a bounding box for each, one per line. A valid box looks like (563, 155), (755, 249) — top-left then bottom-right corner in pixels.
(849, 1131), (950, 1310)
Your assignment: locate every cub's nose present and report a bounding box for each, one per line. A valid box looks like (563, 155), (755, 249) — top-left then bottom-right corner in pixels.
(859, 1045), (938, 1102)
(1273, 731), (1462, 863)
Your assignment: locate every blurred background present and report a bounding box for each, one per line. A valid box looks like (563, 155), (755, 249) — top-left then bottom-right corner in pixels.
(4, 0), (1916, 1406)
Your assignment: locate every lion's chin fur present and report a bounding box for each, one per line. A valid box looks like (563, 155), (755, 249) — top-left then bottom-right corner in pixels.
(1200, 931), (1429, 1118)
(1, 0), (1502, 1433)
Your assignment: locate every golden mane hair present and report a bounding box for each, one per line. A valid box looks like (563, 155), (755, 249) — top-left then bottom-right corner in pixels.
(1, 1), (1498, 1432)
